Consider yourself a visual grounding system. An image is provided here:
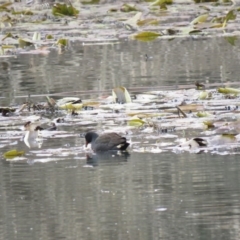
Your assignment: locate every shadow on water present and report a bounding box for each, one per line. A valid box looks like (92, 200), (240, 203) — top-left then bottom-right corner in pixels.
(86, 151), (130, 167)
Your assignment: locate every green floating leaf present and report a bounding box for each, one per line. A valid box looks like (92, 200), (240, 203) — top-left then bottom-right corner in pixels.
(196, 111), (212, 118)
(46, 34), (54, 40)
(56, 97), (82, 110)
(191, 14), (209, 25)
(225, 36), (237, 46)
(0, 2), (12, 11)
(203, 121), (215, 129)
(1, 45), (15, 50)
(133, 31), (161, 42)
(137, 18), (159, 26)
(221, 134), (236, 141)
(57, 38), (68, 47)
(4, 149), (24, 159)
(128, 118), (145, 127)
(194, 22), (223, 30)
(112, 87), (132, 104)
(218, 87), (240, 95)
(59, 102), (82, 110)
(198, 91), (208, 100)
(120, 4), (138, 12)
(18, 38), (34, 48)
(223, 10), (237, 28)
(150, 0), (172, 6)
(52, 3), (79, 17)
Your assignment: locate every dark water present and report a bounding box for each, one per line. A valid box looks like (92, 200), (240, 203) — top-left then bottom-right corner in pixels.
(1, 37), (240, 240)
(1, 152), (240, 240)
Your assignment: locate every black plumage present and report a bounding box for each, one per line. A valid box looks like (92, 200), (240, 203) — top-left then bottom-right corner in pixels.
(85, 132), (129, 152)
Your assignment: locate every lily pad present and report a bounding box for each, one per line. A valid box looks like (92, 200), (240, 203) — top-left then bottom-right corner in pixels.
(128, 118), (145, 127)
(191, 14), (209, 25)
(46, 35), (54, 40)
(59, 102), (82, 110)
(196, 111), (213, 118)
(4, 149), (25, 159)
(218, 87), (240, 95)
(199, 91), (211, 100)
(133, 31), (161, 41)
(57, 38), (68, 47)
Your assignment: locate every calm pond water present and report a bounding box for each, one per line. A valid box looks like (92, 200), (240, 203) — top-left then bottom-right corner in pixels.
(1, 37), (240, 240)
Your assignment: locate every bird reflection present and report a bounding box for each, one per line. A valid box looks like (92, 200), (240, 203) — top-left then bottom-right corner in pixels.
(24, 131), (43, 148)
(23, 121), (43, 148)
(86, 151), (130, 167)
(23, 121), (58, 149)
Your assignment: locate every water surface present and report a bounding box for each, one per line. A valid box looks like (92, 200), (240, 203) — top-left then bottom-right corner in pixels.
(0, 37), (240, 240)
(2, 37), (240, 103)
